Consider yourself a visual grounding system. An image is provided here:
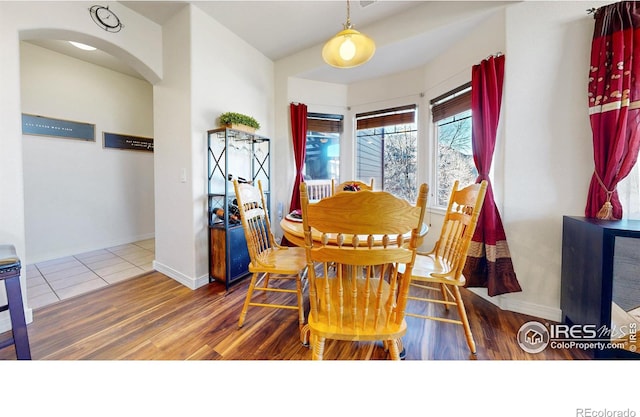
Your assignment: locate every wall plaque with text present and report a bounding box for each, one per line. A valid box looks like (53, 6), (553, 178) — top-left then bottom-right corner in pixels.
(103, 132), (154, 152)
(22, 114), (95, 141)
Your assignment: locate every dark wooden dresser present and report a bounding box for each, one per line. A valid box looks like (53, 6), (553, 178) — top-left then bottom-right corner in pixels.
(561, 216), (640, 359)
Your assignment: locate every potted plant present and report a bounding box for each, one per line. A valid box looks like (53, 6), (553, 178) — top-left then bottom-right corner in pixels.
(219, 112), (260, 133)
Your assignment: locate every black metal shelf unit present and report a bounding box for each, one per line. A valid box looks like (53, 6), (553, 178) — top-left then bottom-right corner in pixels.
(207, 127), (270, 289)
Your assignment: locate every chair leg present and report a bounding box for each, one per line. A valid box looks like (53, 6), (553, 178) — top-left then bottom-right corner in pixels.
(300, 324), (311, 346)
(440, 283), (450, 310)
(452, 286), (476, 354)
(312, 334), (325, 360)
(238, 272), (260, 328)
(295, 272), (304, 328)
(388, 339), (401, 360)
(263, 272), (271, 288)
(384, 338), (405, 359)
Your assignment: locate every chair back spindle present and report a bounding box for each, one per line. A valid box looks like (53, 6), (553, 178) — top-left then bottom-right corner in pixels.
(429, 180), (487, 280)
(234, 181), (277, 267)
(304, 179), (334, 201)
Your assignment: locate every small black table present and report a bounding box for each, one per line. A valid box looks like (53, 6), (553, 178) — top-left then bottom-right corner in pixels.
(0, 244), (31, 360)
(561, 216), (640, 359)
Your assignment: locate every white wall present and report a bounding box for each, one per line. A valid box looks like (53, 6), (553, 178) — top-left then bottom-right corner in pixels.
(152, 5), (275, 288)
(0, 1), (162, 331)
(498, 1), (610, 319)
(151, 6), (196, 287)
(20, 42), (154, 263)
(191, 5), (274, 281)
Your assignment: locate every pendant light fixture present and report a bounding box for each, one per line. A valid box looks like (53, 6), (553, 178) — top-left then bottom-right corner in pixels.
(322, 0), (376, 68)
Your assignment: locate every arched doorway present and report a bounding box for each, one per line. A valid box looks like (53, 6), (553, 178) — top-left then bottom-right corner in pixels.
(19, 31), (157, 309)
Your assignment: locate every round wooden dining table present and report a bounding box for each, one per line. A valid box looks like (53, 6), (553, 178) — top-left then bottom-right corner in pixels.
(280, 217), (428, 247)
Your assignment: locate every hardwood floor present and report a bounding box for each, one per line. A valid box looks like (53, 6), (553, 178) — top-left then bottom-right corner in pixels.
(9, 270), (638, 417)
(1, 270), (593, 360)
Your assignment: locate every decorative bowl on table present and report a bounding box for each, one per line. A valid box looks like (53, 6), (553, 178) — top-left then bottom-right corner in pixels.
(285, 209), (303, 222)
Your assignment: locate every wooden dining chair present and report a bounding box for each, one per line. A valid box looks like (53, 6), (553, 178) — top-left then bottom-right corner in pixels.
(299, 182), (428, 360)
(399, 180), (487, 354)
(232, 180), (308, 331)
(333, 178), (374, 193)
(304, 179), (334, 201)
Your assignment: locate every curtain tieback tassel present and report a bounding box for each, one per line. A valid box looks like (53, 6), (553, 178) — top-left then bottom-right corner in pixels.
(596, 201), (614, 220)
(594, 171), (616, 220)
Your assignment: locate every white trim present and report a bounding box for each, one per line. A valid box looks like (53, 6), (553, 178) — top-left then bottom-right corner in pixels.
(468, 288), (563, 322)
(152, 261), (209, 290)
(27, 233), (156, 265)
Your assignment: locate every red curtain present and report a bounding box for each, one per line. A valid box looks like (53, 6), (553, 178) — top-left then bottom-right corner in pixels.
(289, 103), (308, 212)
(463, 55), (522, 297)
(585, 1), (640, 220)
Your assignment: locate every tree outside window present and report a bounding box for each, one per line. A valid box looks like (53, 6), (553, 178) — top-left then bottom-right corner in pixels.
(431, 84), (477, 207)
(355, 106), (417, 202)
(435, 110), (477, 206)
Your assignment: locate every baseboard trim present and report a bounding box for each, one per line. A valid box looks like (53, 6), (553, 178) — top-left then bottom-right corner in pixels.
(152, 261), (209, 290)
(28, 233), (156, 265)
(467, 288), (563, 322)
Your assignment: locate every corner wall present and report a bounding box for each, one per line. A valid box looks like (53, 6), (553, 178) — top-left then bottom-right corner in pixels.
(152, 5), (275, 288)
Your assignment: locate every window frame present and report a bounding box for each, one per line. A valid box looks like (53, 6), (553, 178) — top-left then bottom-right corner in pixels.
(354, 105), (418, 202)
(430, 83), (477, 209)
(303, 112), (343, 181)
(618, 162), (640, 220)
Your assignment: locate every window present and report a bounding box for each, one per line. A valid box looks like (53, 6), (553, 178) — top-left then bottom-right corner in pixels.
(355, 105), (417, 202)
(618, 162), (640, 220)
(304, 113), (342, 180)
(431, 83), (477, 207)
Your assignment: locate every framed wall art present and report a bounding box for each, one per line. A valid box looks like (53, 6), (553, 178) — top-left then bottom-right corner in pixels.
(22, 114), (95, 141)
(103, 132), (154, 152)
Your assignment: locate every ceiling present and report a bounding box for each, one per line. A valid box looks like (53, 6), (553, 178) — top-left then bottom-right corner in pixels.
(126, 1), (427, 61)
(26, 1), (509, 84)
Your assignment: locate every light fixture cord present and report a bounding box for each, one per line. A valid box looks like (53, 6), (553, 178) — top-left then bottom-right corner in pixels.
(344, 0), (352, 29)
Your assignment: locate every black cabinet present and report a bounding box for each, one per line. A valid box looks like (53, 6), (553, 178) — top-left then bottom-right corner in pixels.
(207, 128), (270, 289)
(561, 216), (640, 358)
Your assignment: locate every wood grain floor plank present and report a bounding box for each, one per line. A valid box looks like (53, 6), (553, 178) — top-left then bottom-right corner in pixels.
(0, 271), (593, 360)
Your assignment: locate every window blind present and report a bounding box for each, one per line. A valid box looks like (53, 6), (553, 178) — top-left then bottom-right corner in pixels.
(356, 105), (416, 130)
(431, 82), (472, 123)
(307, 113), (343, 133)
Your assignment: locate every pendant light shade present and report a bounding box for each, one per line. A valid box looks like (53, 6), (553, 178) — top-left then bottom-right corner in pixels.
(322, 0), (376, 68)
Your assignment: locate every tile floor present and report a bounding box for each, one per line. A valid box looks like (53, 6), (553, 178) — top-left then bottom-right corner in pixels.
(25, 239), (155, 310)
